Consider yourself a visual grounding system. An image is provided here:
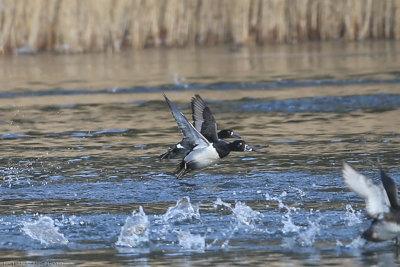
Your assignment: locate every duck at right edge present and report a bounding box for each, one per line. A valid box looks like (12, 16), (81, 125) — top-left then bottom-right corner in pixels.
(342, 162), (400, 244)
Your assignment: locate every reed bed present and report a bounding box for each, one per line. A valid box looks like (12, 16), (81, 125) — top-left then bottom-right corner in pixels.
(0, 0), (399, 53)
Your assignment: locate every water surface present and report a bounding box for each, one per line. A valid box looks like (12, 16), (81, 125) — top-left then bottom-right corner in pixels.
(0, 41), (400, 266)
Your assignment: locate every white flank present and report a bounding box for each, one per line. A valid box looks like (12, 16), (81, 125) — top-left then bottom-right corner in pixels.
(371, 220), (400, 241)
(184, 145), (220, 169)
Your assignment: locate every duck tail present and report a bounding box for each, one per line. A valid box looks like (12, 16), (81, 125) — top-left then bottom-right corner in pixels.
(174, 161), (187, 178)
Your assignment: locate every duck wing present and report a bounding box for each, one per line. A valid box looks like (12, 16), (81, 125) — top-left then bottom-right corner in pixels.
(191, 95), (219, 142)
(163, 94), (210, 148)
(191, 94), (207, 132)
(380, 168), (400, 209)
(342, 163), (390, 218)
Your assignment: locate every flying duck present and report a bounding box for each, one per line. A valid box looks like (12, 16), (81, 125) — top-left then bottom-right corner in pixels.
(342, 162), (400, 243)
(160, 94), (240, 159)
(163, 94), (254, 178)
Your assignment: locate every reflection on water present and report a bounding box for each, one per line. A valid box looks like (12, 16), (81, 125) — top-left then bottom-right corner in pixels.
(0, 41), (400, 265)
(0, 41), (399, 94)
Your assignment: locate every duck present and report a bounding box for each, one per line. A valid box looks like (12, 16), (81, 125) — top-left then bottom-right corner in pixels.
(159, 94), (240, 159)
(342, 162), (400, 243)
(163, 94), (254, 178)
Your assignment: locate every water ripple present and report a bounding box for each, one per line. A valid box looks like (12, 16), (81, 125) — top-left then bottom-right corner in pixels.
(239, 94), (400, 113)
(1, 78), (400, 98)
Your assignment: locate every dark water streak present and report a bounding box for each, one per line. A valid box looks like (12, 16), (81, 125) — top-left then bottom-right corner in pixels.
(0, 78), (400, 99)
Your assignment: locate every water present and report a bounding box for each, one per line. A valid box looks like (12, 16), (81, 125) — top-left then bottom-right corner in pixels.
(0, 41), (400, 265)
(116, 206), (150, 248)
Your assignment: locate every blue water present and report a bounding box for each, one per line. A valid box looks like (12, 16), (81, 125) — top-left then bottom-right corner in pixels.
(0, 42), (400, 265)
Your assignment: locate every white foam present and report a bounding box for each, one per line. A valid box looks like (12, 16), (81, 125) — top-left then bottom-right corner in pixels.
(266, 191), (301, 234)
(296, 219), (320, 246)
(265, 192), (274, 201)
(281, 216), (323, 247)
(214, 198), (232, 209)
(232, 201), (261, 227)
(266, 191), (324, 247)
(289, 186), (306, 199)
(214, 198), (261, 227)
(177, 230), (205, 252)
(343, 204), (362, 226)
(266, 191), (288, 202)
(22, 216), (68, 245)
(210, 198), (267, 249)
(279, 199), (300, 234)
(281, 213), (300, 234)
(68, 215), (81, 226)
(163, 196), (200, 223)
(116, 206), (150, 247)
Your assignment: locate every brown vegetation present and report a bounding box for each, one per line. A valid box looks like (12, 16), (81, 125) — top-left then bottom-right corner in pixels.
(0, 0), (399, 54)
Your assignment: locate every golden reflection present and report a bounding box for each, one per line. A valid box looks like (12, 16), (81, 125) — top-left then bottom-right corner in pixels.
(0, 41), (398, 94)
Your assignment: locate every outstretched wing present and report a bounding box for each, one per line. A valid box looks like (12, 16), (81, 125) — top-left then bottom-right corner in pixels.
(191, 95), (218, 142)
(191, 94), (207, 131)
(342, 163), (390, 218)
(380, 167), (399, 209)
(163, 94), (209, 148)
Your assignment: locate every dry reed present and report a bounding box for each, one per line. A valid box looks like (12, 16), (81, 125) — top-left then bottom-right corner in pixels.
(0, 0), (399, 54)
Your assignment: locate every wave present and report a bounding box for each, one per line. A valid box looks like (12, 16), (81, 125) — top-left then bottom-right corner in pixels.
(1, 78), (400, 98)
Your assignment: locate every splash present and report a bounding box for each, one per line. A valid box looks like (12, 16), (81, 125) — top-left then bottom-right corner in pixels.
(213, 198), (232, 215)
(176, 230), (205, 252)
(289, 186), (306, 199)
(22, 216), (68, 245)
(336, 240), (344, 247)
(281, 213), (300, 234)
(231, 201), (261, 227)
(336, 236), (366, 257)
(265, 191), (301, 233)
(267, 191), (323, 247)
(173, 73), (189, 88)
(265, 192), (271, 201)
(214, 198), (232, 208)
(210, 198), (265, 249)
(163, 196), (200, 223)
(343, 204), (362, 226)
(281, 216), (323, 247)
(345, 236), (367, 249)
(279, 198), (300, 234)
(214, 198), (261, 227)
(296, 219), (321, 246)
(265, 191), (287, 202)
(116, 206), (150, 247)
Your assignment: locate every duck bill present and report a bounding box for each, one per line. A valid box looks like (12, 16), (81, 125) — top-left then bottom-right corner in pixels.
(245, 144), (267, 153)
(244, 144), (254, 151)
(231, 132), (241, 138)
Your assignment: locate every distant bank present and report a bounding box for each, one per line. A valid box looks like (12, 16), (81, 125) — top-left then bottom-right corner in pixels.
(1, 0), (399, 54)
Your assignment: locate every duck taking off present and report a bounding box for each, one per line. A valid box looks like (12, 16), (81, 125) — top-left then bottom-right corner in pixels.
(342, 162), (400, 243)
(160, 94), (240, 159)
(163, 94), (254, 178)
